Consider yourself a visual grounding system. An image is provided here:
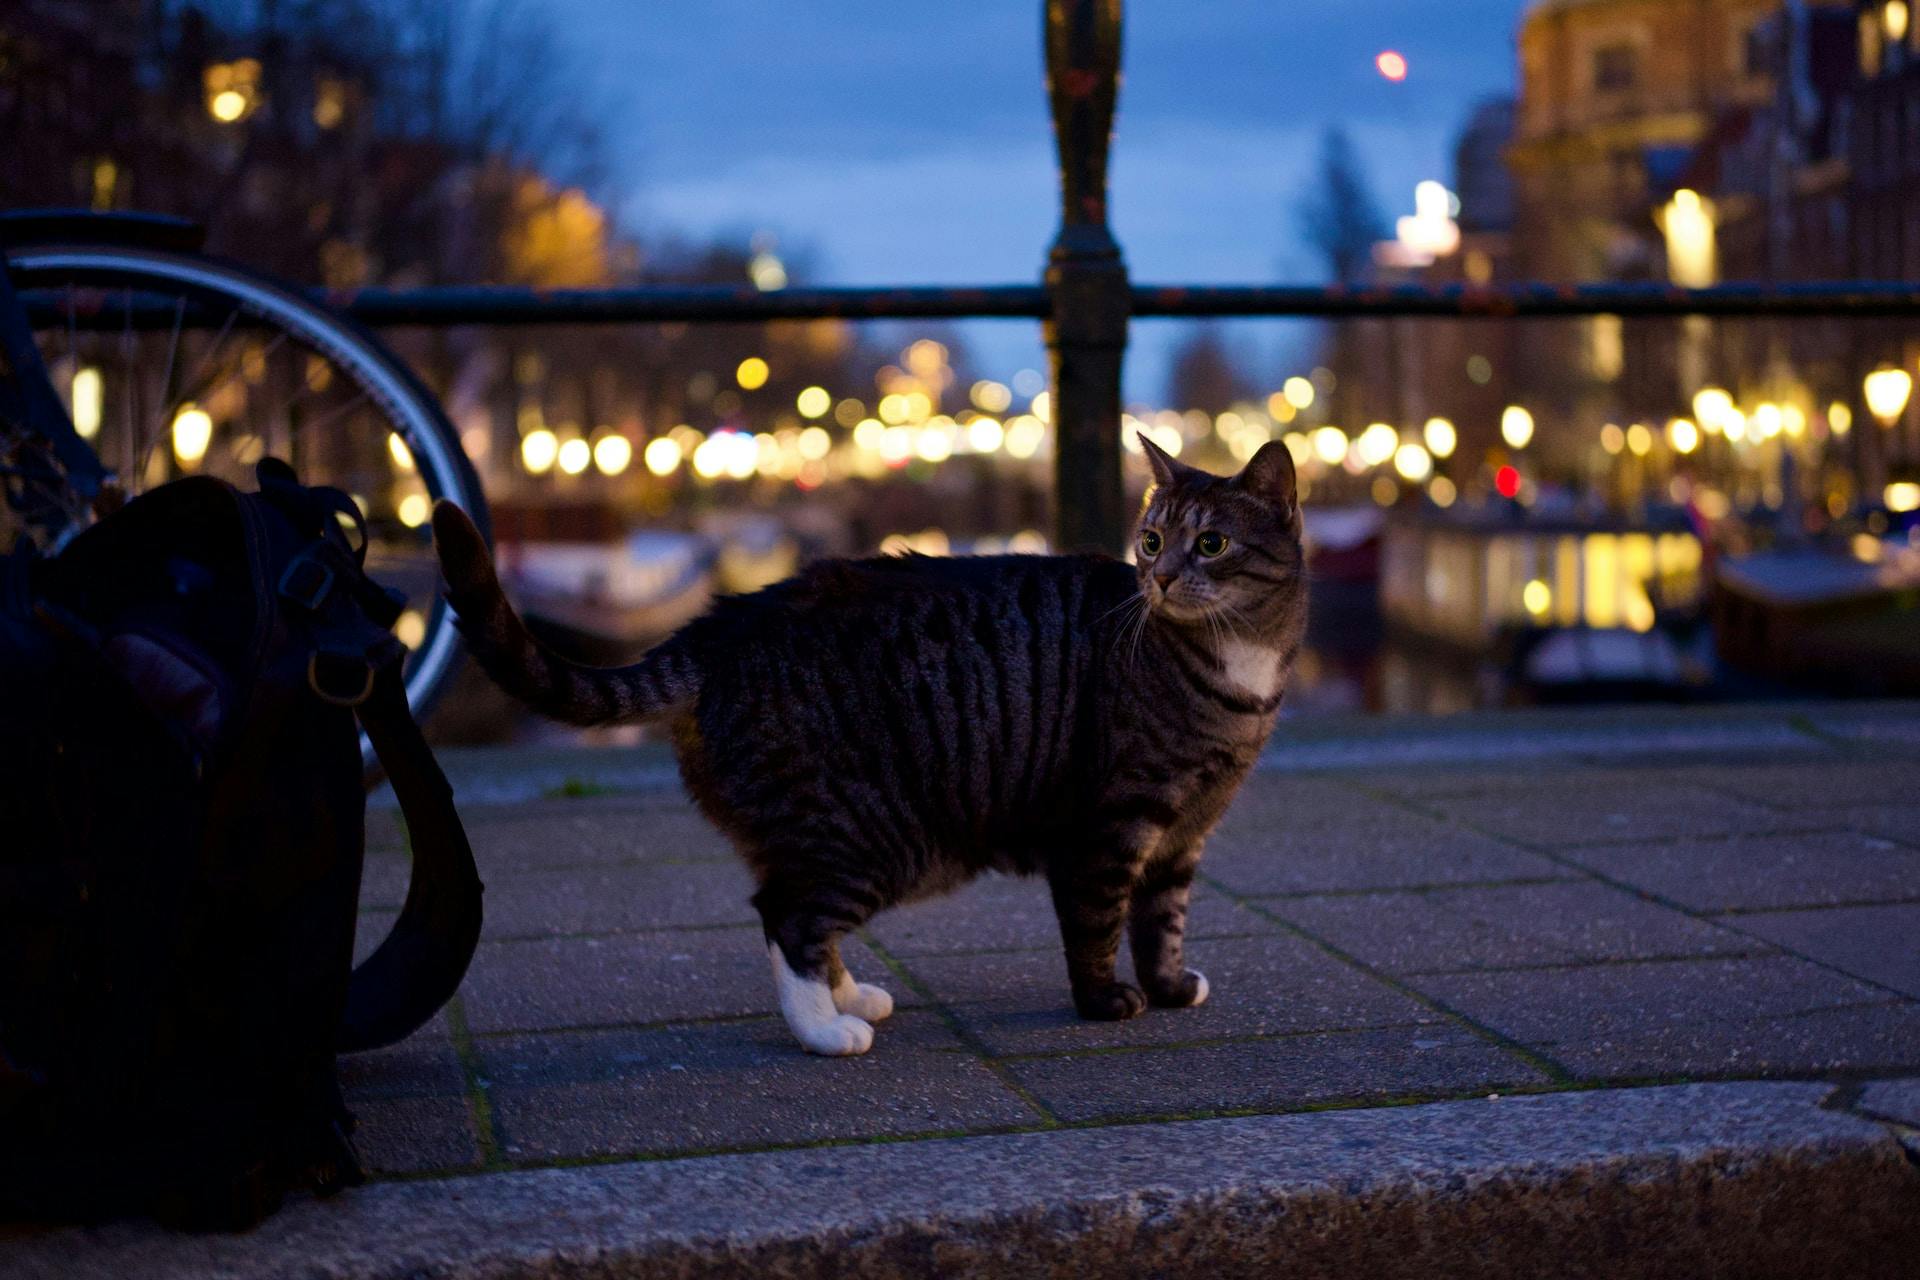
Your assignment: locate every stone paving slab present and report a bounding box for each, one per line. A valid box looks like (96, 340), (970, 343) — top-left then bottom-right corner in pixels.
(999, 1024), (1543, 1123)
(1268, 880), (1760, 974)
(1840, 803), (1920, 849)
(901, 931), (1444, 1056)
(1728, 903), (1920, 998)
(13, 1082), (1915, 1280)
(477, 1012), (1037, 1161)
(1414, 955), (1920, 1078)
(1423, 779), (1792, 847)
(1859, 1076), (1920, 1129)
(864, 871), (1270, 956)
(1560, 830), (1920, 913)
(477, 860), (760, 941)
(1205, 776), (1569, 894)
(460, 926), (904, 1035)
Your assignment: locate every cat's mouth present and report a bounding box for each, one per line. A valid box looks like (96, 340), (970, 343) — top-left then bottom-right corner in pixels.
(1146, 584), (1211, 622)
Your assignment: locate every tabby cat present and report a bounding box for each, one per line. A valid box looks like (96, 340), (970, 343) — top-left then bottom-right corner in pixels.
(432, 434), (1306, 1056)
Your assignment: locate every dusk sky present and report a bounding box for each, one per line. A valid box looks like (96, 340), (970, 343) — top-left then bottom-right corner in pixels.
(539, 1), (1532, 396)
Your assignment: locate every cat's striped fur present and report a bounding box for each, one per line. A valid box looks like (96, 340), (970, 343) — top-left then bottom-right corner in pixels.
(433, 434), (1306, 1055)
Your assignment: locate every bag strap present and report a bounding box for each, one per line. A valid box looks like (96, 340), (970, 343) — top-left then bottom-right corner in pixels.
(337, 656), (485, 1054)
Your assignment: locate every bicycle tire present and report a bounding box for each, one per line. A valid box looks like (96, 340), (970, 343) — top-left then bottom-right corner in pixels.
(3, 241), (490, 737)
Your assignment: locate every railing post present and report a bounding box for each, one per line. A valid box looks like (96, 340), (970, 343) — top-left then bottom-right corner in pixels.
(1044, 0), (1129, 555)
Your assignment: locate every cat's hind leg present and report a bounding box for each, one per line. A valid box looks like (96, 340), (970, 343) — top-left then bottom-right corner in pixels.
(827, 942), (894, 1022)
(756, 873), (884, 1056)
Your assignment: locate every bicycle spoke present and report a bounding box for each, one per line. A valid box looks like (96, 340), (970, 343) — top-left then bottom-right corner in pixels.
(290, 386), (373, 442)
(156, 303), (242, 425)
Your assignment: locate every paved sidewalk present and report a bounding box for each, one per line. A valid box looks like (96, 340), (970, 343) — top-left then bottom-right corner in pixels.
(11, 700), (1920, 1276)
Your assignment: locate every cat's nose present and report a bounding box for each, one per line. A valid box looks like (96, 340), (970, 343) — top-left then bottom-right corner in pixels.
(1153, 572), (1176, 591)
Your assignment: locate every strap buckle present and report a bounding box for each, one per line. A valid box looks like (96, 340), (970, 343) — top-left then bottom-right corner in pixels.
(307, 651), (376, 707)
(278, 551), (336, 613)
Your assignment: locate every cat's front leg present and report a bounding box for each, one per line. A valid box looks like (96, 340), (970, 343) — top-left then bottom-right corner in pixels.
(1048, 818), (1163, 1021)
(1130, 842), (1209, 1009)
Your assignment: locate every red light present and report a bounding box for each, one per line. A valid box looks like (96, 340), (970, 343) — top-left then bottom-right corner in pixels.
(1495, 465), (1521, 499)
(1376, 51), (1408, 81)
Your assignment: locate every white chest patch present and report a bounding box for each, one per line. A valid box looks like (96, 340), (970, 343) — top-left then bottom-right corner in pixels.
(1217, 638), (1284, 701)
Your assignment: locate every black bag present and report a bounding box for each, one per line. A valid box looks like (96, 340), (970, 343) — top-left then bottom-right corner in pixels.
(0, 460), (484, 1230)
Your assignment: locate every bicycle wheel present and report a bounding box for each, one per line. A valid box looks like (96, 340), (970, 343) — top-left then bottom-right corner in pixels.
(2, 241), (489, 734)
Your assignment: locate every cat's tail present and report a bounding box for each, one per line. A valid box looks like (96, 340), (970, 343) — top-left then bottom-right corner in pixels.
(431, 501), (701, 725)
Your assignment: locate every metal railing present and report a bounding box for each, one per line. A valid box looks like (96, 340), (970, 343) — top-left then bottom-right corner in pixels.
(323, 0), (1913, 554)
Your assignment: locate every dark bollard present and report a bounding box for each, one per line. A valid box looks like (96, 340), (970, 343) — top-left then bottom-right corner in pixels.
(1044, 0), (1130, 556)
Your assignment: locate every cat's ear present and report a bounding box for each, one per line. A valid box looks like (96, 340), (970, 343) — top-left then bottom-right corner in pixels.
(1136, 431), (1190, 489)
(1236, 440), (1299, 522)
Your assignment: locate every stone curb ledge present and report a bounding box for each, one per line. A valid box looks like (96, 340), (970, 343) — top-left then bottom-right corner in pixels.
(12, 1081), (1918, 1279)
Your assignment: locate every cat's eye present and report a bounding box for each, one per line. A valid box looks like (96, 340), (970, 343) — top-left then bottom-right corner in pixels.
(1195, 531), (1229, 558)
(1139, 529), (1163, 556)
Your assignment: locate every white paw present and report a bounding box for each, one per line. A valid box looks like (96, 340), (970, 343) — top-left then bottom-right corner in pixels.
(836, 982), (894, 1022)
(1189, 970), (1210, 1006)
(797, 1014), (875, 1057)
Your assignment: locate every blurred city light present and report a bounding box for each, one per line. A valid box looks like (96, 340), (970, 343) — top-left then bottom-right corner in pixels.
(1660, 189), (1716, 287)
(593, 433), (632, 476)
(971, 380), (1013, 413)
(1311, 426), (1348, 465)
(1375, 50), (1408, 81)
(1522, 579), (1551, 617)
(1667, 417), (1700, 454)
(557, 437), (591, 475)
(1864, 366), (1913, 424)
(388, 432), (415, 471)
(1500, 405), (1534, 449)
(736, 357), (770, 391)
(797, 426), (832, 460)
(1389, 181), (1460, 266)
(1886, 482), (1920, 512)
(643, 436), (682, 476)
(1692, 387), (1734, 433)
(1005, 416), (1045, 459)
(796, 386), (831, 418)
(1282, 376), (1315, 410)
(967, 417), (1004, 453)
(203, 59), (260, 123)
(1393, 442), (1433, 482)
(748, 251), (787, 291)
(70, 366), (101, 439)
(521, 428), (558, 474)
(397, 493), (430, 528)
(1357, 422), (1398, 467)
(1423, 416), (1457, 458)
(394, 610), (426, 650)
(171, 405), (212, 465)
(1495, 465), (1521, 499)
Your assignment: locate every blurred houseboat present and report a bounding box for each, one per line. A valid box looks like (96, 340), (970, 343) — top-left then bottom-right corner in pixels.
(1380, 509), (1711, 700)
(1713, 533), (1920, 695)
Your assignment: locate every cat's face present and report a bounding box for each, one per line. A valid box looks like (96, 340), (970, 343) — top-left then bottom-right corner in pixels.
(1133, 436), (1305, 630)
